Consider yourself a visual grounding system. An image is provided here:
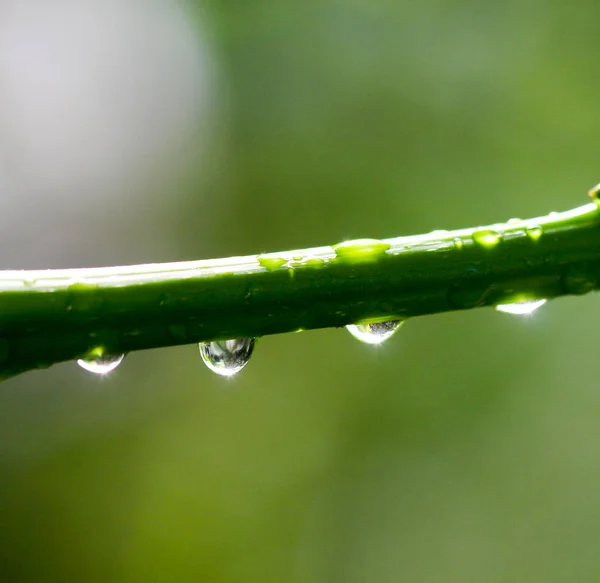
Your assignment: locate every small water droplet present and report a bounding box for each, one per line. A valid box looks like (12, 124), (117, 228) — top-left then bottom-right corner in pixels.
(346, 319), (404, 345)
(588, 183), (600, 202)
(257, 255), (287, 270)
(495, 299), (546, 315)
(507, 218), (522, 225)
(302, 257), (326, 268)
(199, 338), (256, 377)
(453, 237), (464, 250)
(333, 239), (390, 263)
(472, 229), (501, 248)
(526, 226), (543, 241)
(77, 352), (125, 374)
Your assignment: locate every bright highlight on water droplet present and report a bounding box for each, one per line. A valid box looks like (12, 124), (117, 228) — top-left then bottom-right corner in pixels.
(472, 229), (501, 248)
(199, 338), (256, 377)
(346, 319), (404, 345)
(526, 226), (543, 241)
(77, 353), (125, 374)
(588, 183), (600, 202)
(495, 299), (546, 315)
(333, 239), (390, 263)
(257, 255), (287, 270)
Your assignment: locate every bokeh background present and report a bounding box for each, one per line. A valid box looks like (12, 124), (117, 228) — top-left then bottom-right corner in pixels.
(1, 1), (600, 581)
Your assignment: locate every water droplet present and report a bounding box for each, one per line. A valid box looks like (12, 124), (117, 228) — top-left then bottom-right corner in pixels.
(333, 239), (390, 263)
(495, 299), (546, 315)
(346, 319), (404, 345)
(526, 226), (543, 241)
(77, 352), (125, 374)
(507, 218), (522, 225)
(257, 255), (287, 270)
(453, 237), (464, 250)
(472, 229), (501, 248)
(199, 338), (256, 377)
(588, 183), (600, 202)
(302, 257), (325, 268)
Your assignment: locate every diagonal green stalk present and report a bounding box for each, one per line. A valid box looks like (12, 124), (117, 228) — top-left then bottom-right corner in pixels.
(1, 200), (600, 379)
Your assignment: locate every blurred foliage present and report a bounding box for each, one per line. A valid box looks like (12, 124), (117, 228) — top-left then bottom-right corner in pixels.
(2, 1), (600, 581)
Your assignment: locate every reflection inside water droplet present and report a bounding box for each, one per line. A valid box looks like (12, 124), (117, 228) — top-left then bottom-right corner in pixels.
(346, 319), (404, 345)
(77, 353), (125, 374)
(472, 229), (501, 248)
(526, 226), (543, 241)
(495, 299), (546, 315)
(199, 337), (256, 376)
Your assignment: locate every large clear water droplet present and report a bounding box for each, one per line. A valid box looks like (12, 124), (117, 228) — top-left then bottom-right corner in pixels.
(199, 338), (256, 376)
(346, 319), (404, 345)
(495, 299), (546, 315)
(77, 353), (125, 374)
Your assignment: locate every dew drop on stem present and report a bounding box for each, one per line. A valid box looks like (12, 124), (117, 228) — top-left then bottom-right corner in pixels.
(346, 319), (404, 345)
(77, 353), (125, 374)
(199, 338), (256, 377)
(495, 299), (546, 315)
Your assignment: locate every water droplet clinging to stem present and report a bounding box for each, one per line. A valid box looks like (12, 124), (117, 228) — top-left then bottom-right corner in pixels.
(346, 319), (404, 345)
(495, 299), (546, 315)
(77, 352), (125, 374)
(199, 338), (256, 376)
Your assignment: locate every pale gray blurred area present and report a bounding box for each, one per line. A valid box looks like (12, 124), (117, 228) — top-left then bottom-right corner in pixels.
(0, 0), (216, 268)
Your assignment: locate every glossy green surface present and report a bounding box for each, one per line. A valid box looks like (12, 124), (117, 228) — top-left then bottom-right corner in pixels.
(0, 202), (599, 377)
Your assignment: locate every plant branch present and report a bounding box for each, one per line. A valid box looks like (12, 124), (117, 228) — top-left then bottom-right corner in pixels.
(2, 201), (600, 379)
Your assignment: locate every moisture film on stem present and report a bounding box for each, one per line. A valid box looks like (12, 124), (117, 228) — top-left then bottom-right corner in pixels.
(0, 192), (600, 379)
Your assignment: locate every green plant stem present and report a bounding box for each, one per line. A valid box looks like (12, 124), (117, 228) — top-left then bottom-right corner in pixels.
(2, 201), (600, 379)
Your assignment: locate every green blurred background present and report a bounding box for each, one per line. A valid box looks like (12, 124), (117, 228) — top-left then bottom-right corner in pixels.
(2, 1), (600, 581)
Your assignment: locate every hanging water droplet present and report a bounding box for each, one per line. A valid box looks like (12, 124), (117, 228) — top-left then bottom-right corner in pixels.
(472, 229), (501, 248)
(199, 338), (256, 377)
(495, 299), (546, 315)
(346, 319), (404, 345)
(453, 237), (464, 250)
(77, 352), (125, 374)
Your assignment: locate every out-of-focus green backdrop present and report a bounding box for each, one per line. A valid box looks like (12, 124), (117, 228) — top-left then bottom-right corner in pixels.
(2, 1), (600, 581)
